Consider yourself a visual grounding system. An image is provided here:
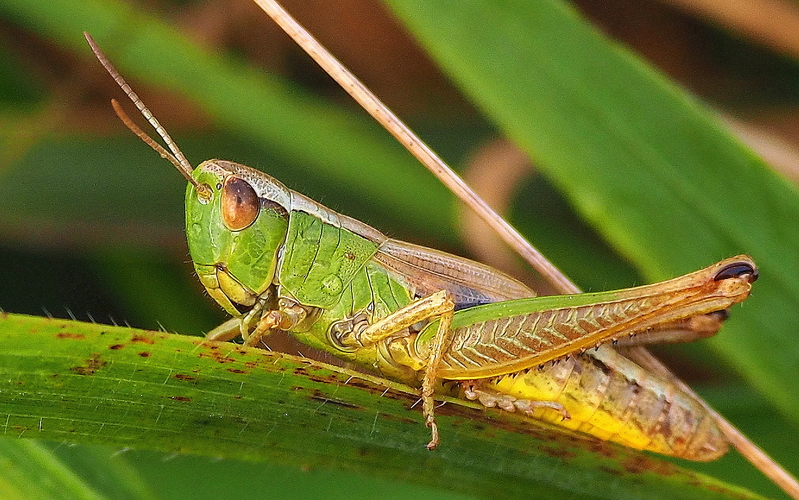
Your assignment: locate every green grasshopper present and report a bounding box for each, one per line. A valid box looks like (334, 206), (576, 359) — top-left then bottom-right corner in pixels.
(85, 33), (756, 460)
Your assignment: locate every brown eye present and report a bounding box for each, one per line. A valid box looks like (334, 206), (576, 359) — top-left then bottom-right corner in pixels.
(221, 176), (259, 230)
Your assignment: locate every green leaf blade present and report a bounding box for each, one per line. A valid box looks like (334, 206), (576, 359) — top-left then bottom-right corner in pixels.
(0, 440), (106, 500)
(0, 313), (772, 500)
(382, 0), (799, 439)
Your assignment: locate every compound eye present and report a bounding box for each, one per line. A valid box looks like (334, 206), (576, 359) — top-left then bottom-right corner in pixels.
(221, 176), (259, 230)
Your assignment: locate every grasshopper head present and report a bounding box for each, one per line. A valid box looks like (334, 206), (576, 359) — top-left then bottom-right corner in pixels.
(84, 35), (293, 316)
(186, 160), (291, 316)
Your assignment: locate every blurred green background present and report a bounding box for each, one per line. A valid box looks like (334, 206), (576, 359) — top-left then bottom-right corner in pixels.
(1, 0), (799, 498)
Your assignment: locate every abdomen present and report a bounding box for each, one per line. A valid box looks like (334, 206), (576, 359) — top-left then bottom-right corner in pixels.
(479, 345), (727, 460)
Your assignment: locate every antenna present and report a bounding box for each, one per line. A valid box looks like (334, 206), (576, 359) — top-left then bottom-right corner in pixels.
(84, 32), (207, 196)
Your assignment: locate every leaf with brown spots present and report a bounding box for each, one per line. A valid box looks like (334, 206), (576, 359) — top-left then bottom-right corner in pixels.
(0, 313), (768, 500)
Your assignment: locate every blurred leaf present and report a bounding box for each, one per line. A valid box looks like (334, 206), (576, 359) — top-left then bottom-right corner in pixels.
(0, 0), (457, 243)
(44, 445), (158, 500)
(384, 0), (799, 454)
(0, 440), (105, 500)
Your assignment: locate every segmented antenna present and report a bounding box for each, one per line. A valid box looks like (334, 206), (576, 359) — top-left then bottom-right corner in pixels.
(110, 99), (184, 170)
(84, 32), (205, 193)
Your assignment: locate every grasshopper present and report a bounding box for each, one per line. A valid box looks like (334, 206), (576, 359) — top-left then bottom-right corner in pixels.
(86, 32), (756, 461)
